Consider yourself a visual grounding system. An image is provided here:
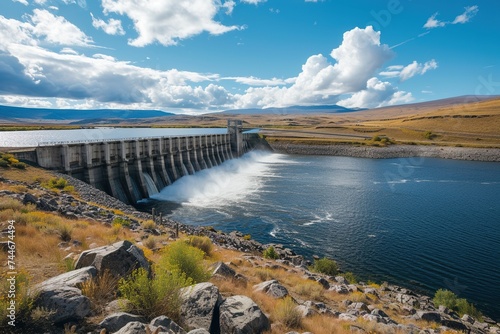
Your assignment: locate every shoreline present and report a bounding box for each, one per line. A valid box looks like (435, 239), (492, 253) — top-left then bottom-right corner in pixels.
(268, 142), (500, 162)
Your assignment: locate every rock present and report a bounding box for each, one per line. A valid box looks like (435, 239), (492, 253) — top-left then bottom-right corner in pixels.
(219, 295), (270, 334)
(99, 312), (146, 333)
(212, 262), (236, 278)
(396, 293), (419, 307)
(371, 309), (389, 318)
(267, 283), (289, 299)
(364, 287), (378, 296)
(105, 299), (131, 314)
(330, 284), (349, 294)
(414, 311), (441, 323)
(75, 240), (150, 277)
(35, 286), (90, 323)
(36, 266), (97, 289)
(187, 330), (210, 334)
(441, 319), (468, 331)
(180, 282), (222, 332)
(348, 302), (370, 313)
(296, 304), (316, 317)
(253, 279), (288, 299)
(150, 316), (186, 334)
(22, 193), (38, 205)
(339, 313), (358, 321)
(253, 280), (278, 293)
(335, 276), (349, 285)
(316, 277), (330, 289)
(462, 314), (475, 324)
(114, 321), (147, 334)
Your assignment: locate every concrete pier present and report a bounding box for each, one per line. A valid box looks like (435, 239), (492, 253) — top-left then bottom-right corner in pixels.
(28, 122), (259, 204)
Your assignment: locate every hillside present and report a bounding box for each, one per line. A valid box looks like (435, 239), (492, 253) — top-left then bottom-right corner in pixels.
(0, 105), (174, 123)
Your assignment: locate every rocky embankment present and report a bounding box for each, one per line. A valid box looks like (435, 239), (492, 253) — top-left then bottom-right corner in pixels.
(269, 142), (500, 162)
(2, 174), (500, 333)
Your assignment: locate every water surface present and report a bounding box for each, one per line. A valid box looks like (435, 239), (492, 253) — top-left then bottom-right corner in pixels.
(138, 151), (500, 320)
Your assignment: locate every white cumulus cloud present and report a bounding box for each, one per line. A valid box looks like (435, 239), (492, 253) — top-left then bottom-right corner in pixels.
(12, 0), (28, 5)
(101, 0), (242, 47)
(337, 77), (413, 109)
(29, 9), (93, 46)
(235, 26), (395, 108)
(91, 13), (125, 35)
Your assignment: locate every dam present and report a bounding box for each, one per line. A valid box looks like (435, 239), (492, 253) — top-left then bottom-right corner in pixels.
(13, 120), (261, 204)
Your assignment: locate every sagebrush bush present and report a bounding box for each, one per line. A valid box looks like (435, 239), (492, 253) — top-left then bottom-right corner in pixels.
(81, 270), (119, 313)
(118, 268), (191, 321)
(274, 296), (302, 329)
(263, 246), (278, 259)
(310, 257), (338, 276)
(295, 281), (323, 300)
(186, 235), (213, 256)
(159, 240), (210, 283)
(433, 289), (481, 319)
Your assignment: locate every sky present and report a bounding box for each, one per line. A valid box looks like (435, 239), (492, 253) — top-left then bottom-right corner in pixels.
(0, 0), (499, 114)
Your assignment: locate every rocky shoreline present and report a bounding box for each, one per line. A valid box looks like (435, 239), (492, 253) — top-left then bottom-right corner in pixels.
(268, 142), (500, 162)
(2, 171), (500, 333)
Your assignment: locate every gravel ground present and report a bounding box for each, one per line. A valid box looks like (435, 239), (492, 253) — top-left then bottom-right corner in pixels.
(269, 142), (500, 162)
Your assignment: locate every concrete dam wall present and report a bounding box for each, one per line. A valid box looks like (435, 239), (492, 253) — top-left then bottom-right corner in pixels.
(26, 121), (261, 204)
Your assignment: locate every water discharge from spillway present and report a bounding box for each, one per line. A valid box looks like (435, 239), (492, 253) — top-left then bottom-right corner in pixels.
(151, 150), (289, 208)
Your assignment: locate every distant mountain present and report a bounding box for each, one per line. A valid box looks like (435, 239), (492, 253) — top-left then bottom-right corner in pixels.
(223, 104), (359, 115)
(0, 105), (174, 122)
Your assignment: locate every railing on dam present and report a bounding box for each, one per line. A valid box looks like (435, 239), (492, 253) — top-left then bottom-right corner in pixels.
(28, 121), (262, 205)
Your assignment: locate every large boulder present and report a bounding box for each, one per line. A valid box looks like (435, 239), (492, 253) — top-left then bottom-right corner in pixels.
(75, 240), (150, 277)
(219, 295), (270, 334)
(99, 312), (146, 333)
(414, 311), (441, 323)
(36, 266), (97, 289)
(113, 321), (147, 334)
(180, 282), (222, 332)
(35, 286), (90, 323)
(150, 316), (186, 334)
(211, 262), (236, 279)
(253, 280), (289, 299)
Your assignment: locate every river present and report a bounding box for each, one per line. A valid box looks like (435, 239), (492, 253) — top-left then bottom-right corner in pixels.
(137, 150), (500, 320)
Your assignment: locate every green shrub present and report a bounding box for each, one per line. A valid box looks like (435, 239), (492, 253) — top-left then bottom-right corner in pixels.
(274, 296), (302, 329)
(186, 236), (213, 256)
(243, 234), (251, 240)
(263, 246), (279, 260)
(0, 160), (8, 168)
(310, 257), (338, 276)
(424, 131), (436, 140)
(433, 289), (481, 319)
(12, 162), (27, 169)
(343, 272), (357, 284)
(113, 217), (131, 228)
(159, 240), (210, 283)
(372, 135), (381, 142)
(118, 268), (191, 322)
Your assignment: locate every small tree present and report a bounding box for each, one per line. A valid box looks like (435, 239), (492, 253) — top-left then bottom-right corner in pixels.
(263, 246), (279, 259)
(310, 257), (338, 276)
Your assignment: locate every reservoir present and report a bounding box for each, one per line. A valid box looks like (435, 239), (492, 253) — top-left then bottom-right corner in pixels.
(138, 151), (500, 320)
(0, 127), (228, 147)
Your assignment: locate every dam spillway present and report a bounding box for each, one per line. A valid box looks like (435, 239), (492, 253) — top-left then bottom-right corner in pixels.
(20, 121), (261, 204)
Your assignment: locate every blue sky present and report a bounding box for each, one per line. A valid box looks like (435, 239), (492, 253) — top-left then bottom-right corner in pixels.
(0, 0), (498, 114)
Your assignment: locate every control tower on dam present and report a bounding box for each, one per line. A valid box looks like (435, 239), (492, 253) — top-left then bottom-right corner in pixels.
(23, 121), (261, 204)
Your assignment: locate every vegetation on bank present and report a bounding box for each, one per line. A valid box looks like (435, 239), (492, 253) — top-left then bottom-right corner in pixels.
(0, 153), (27, 170)
(433, 289), (482, 319)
